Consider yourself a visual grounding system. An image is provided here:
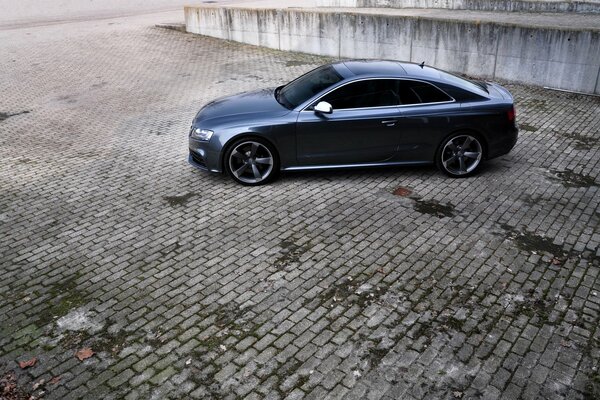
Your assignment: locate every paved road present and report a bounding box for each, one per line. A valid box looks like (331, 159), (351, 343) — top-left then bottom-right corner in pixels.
(0, 8), (599, 400)
(0, 0), (261, 29)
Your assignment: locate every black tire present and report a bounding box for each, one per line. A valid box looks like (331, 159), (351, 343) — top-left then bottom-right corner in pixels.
(436, 133), (484, 178)
(224, 137), (280, 186)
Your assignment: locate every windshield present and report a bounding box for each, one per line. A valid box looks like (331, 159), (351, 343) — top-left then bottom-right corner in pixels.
(435, 68), (489, 94)
(277, 65), (343, 109)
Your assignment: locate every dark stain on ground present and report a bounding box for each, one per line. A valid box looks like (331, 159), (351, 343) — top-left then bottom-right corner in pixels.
(553, 130), (598, 150)
(414, 199), (455, 218)
(37, 275), (87, 327)
(273, 240), (311, 270)
(213, 303), (248, 328)
(501, 223), (566, 256)
(519, 98), (548, 111)
(363, 338), (390, 369)
(548, 169), (598, 188)
(0, 110), (30, 122)
(519, 123), (537, 132)
(92, 330), (129, 356)
(164, 192), (196, 206)
(513, 292), (554, 327)
(520, 193), (542, 206)
(318, 276), (387, 308)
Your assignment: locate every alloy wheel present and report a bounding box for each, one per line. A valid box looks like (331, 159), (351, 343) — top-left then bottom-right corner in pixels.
(440, 135), (483, 176)
(228, 141), (274, 184)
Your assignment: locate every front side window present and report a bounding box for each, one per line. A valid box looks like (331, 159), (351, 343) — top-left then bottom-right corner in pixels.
(320, 79), (401, 110)
(398, 80), (453, 105)
(278, 65), (343, 109)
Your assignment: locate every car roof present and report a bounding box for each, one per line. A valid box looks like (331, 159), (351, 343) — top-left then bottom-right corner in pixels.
(337, 59), (448, 79)
(340, 60), (407, 77)
(333, 59), (488, 97)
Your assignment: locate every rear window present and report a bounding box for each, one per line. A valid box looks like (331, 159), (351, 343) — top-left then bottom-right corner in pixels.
(398, 80), (452, 105)
(434, 68), (489, 94)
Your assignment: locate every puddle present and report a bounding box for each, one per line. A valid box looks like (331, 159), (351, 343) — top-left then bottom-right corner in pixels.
(164, 192), (196, 206)
(389, 187), (455, 218)
(500, 223), (565, 256)
(548, 169), (598, 188)
(0, 110), (30, 122)
(414, 199), (455, 218)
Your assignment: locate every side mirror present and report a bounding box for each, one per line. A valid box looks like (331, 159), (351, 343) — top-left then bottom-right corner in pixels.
(314, 101), (333, 114)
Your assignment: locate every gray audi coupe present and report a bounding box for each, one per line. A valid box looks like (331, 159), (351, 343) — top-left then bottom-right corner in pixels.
(188, 60), (518, 185)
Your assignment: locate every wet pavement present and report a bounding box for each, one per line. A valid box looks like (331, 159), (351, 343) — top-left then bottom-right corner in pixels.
(1, 9), (599, 400)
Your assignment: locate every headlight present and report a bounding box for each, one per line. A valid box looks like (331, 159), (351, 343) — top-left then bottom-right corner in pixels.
(191, 128), (214, 141)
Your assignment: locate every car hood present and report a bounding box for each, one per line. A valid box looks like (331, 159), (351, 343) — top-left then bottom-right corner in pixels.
(193, 88), (290, 126)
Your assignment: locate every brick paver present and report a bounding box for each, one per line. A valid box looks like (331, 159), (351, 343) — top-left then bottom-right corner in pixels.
(1, 11), (599, 400)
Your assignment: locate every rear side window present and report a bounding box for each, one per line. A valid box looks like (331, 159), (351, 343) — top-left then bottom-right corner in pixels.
(320, 79), (400, 110)
(398, 80), (453, 105)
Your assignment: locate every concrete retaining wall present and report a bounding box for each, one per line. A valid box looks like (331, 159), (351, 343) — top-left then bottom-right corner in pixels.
(185, 6), (600, 94)
(321, 0), (600, 13)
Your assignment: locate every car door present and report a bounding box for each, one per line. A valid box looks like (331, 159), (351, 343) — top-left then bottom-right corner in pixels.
(394, 79), (459, 162)
(295, 79), (402, 166)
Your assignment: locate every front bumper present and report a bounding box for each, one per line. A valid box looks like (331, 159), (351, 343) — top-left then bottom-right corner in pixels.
(188, 138), (222, 173)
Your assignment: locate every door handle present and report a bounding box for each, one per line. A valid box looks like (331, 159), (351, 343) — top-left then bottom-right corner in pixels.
(381, 119), (397, 126)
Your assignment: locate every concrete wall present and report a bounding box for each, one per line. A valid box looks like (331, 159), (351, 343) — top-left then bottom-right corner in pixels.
(320, 0), (600, 13)
(185, 6), (600, 94)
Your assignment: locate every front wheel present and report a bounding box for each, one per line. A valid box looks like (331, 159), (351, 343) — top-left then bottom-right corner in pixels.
(436, 133), (484, 178)
(225, 138), (279, 185)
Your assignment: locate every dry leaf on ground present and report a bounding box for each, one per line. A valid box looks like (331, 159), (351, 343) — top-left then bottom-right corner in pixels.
(18, 358), (37, 369)
(75, 348), (94, 361)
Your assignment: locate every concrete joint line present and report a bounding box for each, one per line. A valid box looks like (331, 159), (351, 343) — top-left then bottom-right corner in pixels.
(226, 8), (232, 41)
(337, 14), (342, 59)
(492, 27), (500, 80)
(277, 10), (281, 51)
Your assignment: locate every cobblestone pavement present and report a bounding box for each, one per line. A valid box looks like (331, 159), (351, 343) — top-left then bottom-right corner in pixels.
(1, 11), (600, 400)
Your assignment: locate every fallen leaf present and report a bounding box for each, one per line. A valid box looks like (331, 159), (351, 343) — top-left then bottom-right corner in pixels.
(18, 357), (37, 369)
(75, 347), (94, 361)
(49, 376), (61, 385)
(392, 186), (412, 197)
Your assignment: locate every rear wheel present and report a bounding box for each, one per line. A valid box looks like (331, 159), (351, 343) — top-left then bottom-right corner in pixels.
(225, 138), (279, 185)
(436, 133), (484, 177)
